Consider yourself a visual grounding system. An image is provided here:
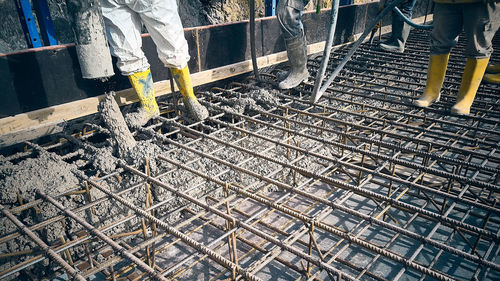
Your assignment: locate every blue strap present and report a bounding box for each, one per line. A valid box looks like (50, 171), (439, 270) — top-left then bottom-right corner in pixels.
(34, 0), (58, 46)
(265, 0), (278, 16)
(18, 0), (43, 48)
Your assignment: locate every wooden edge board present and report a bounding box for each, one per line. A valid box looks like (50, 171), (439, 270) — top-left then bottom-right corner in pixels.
(0, 15), (432, 147)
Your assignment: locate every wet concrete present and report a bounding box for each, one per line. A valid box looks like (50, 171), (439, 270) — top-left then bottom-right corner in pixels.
(184, 97), (210, 121)
(0, 149), (82, 279)
(98, 92), (137, 158)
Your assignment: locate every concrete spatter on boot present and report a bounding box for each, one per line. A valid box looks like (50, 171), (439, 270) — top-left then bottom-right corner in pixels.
(183, 97), (209, 121)
(124, 107), (160, 128)
(128, 69), (160, 126)
(279, 68), (309, 90)
(125, 107), (151, 128)
(170, 66), (197, 99)
(279, 33), (309, 90)
(137, 71), (154, 98)
(170, 66), (209, 121)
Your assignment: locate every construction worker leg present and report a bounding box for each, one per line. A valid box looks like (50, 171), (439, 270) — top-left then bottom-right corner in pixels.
(130, 0), (207, 121)
(413, 54), (450, 107)
(277, 0), (310, 39)
(478, 8), (500, 85)
(101, 0), (150, 76)
(414, 4), (461, 108)
(462, 2), (500, 60)
(277, 0), (310, 89)
(380, 0), (415, 53)
(451, 2), (500, 115)
(128, 69), (160, 118)
(429, 4), (462, 57)
(101, 0), (159, 126)
(134, 0), (191, 69)
(279, 33), (309, 89)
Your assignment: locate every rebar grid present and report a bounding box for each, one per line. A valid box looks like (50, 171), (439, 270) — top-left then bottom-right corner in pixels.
(1, 30), (499, 281)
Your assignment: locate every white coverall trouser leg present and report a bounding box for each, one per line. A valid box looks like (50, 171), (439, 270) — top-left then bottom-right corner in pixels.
(100, 0), (190, 76)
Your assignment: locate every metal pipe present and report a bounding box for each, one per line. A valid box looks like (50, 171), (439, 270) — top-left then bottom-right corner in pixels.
(250, 0), (259, 79)
(313, 0), (405, 102)
(65, 0), (114, 79)
(393, 7), (433, 30)
(311, 0), (340, 102)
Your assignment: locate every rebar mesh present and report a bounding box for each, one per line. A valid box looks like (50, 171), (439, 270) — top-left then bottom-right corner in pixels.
(1, 29), (499, 281)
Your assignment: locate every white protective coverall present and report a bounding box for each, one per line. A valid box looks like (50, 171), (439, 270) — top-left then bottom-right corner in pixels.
(100, 0), (190, 76)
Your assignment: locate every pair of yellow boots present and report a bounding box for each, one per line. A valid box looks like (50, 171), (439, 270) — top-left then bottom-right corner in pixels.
(414, 55), (497, 115)
(128, 66), (208, 124)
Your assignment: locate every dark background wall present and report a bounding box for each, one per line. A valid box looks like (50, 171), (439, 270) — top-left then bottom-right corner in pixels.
(0, 0), (271, 54)
(0, 0), (386, 54)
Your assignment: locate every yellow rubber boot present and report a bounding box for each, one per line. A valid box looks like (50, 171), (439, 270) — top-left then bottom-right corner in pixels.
(414, 54), (450, 107)
(486, 64), (500, 74)
(451, 57), (489, 115)
(128, 69), (160, 118)
(483, 72), (500, 84)
(170, 66), (209, 121)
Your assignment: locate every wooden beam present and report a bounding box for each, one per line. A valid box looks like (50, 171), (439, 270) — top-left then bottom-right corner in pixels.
(0, 14), (432, 147)
(0, 45), (298, 139)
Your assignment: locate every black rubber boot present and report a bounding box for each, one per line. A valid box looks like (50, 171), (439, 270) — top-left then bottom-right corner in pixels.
(380, 15), (411, 53)
(279, 33), (309, 89)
